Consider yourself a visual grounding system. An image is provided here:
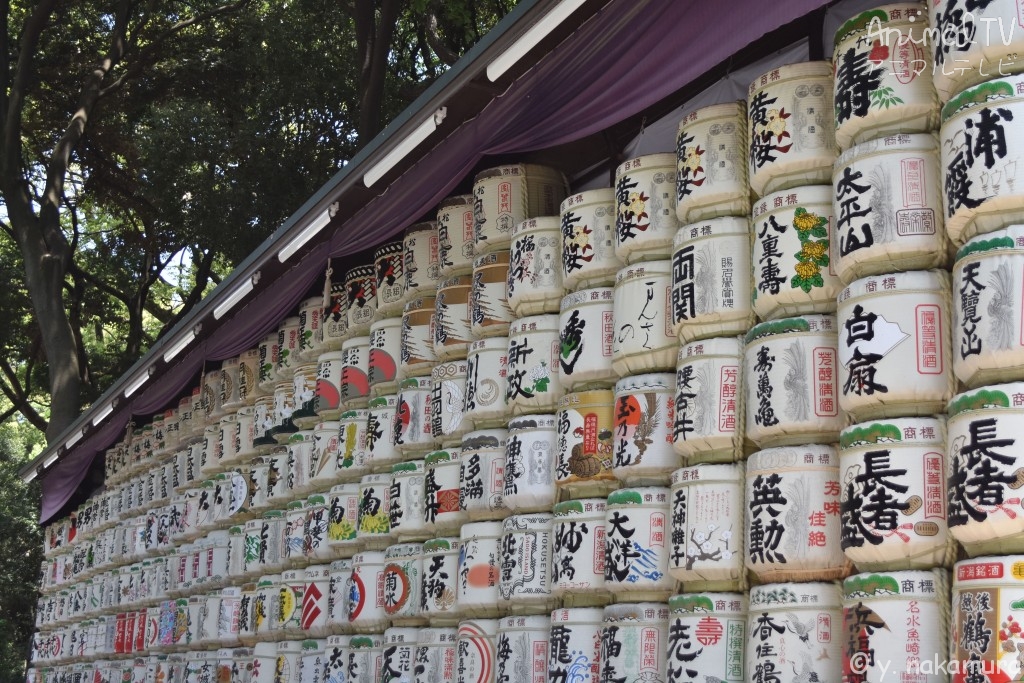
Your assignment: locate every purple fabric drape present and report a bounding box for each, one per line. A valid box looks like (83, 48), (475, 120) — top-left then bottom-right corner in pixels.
(40, 0), (826, 523)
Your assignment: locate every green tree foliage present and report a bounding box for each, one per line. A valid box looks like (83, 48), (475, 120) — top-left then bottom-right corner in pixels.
(0, 0), (515, 443)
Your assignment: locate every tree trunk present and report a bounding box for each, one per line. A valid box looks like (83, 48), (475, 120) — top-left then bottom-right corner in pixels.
(356, 0), (402, 142)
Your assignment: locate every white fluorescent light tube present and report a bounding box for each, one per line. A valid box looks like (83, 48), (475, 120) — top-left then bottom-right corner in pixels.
(163, 330), (196, 363)
(363, 108), (447, 188)
(22, 468), (37, 483)
(43, 452), (59, 468)
(213, 278), (255, 319)
(123, 370), (151, 397)
(64, 430), (83, 450)
(277, 209), (333, 263)
(486, 0), (588, 81)
(92, 402), (113, 426)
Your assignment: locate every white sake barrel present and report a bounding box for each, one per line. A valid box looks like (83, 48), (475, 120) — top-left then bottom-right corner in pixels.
(279, 568), (306, 634)
(218, 415), (240, 469)
(393, 377), (434, 458)
(506, 314), (563, 415)
(674, 338), (744, 464)
(495, 615), (549, 683)
(322, 277), (349, 351)
(297, 296), (324, 364)
(424, 449), (467, 534)
(743, 315), (843, 448)
(602, 487), (673, 600)
(675, 101), (750, 224)
(164, 405), (182, 452)
(455, 619), (498, 683)
(503, 415), (557, 513)
(460, 430), (508, 521)
(400, 295), (436, 378)
(326, 559), (353, 632)
(612, 260), (677, 375)
(842, 569), (948, 683)
(953, 225), (1024, 387)
(367, 316), (401, 397)
(302, 564), (330, 635)
(751, 185), (840, 320)
(667, 593), (746, 683)
(323, 635), (351, 683)
(373, 240), (406, 317)
(747, 61), (837, 197)
(838, 270), (954, 420)
(381, 543), (424, 626)
(470, 250), (515, 338)
(344, 265), (376, 337)
(612, 373), (679, 485)
(237, 349), (262, 408)
(472, 164), (568, 256)
(833, 134), (948, 283)
(291, 362), (320, 429)
(380, 627), (418, 682)
(833, 5), (938, 149)
(560, 188), (621, 290)
(179, 391), (199, 440)
(402, 222), (440, 305)
(548, 608), (603, 683)
(498, 514), (555, 612)
(931, 0), (1024, 102)
(941, 74), (1024, 245)
(365, 395), (399, 473)
(339, 336), (370, 410)
(437, 194), (476, 279)
(745, 445), (850, 582)
(671, 216), (754, 342)
(252, 395), (276, 450)
(286, 430), (315, 496)
(346, 550), (387, 633)
(551, 499), (607, 606)
(414, 628), (458, 683)
(309, 421), (339, 488)
(457, 523), (503, 618)
(507, 217), (563, 316)
(746, 583), (842, 683)
(315, 350), (344, 420)
(951, 555), (1024, 681)
(669, 464), (745, 590)
(464, 337), (509, 430)
(558, 287), (616, 391)
(421, 538), (461, 624)
(203, 369), (226, 423)
(336, 409), (369, 482)
(252, 574), (281, 640)
(257, 512), (287, 574)
(600, 603), (670, 683)
(434, 275), (472, 362)
(555, 390), (618, 499)
(947, 382), (1024, 555)
(304, 494), (330, 562)
(838, 416), (954, 568)
(614, 153), (679, 263)
(189, 387), (207, 440)
(347, 634), (383, 681)
(326, 483), (359, 556)
(275, 317), (303, 386)
(389, 461), (428, 543)
(250, 642), (277, 683)
(430, 360), (469, 446)
(355, 474), (391, 550)
(284, 501), (309, 567)
(298, 639), (325, 683)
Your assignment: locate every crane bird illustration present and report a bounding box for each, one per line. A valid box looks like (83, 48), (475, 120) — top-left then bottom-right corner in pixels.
(785, 612), (814, 643)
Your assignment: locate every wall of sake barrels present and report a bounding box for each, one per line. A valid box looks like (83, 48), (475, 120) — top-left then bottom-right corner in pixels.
(30, 3), (1024, 683)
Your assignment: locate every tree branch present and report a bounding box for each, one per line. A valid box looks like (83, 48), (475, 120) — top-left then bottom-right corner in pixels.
(423, 12), (459, 66)
(0, 361), (47, 432)
(157, 248), (215, 339)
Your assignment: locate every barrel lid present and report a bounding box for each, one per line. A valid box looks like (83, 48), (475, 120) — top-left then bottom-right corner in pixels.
(603, 602), (671, 621)
(840, 269), (949, 300)
(369, 316), (402, 330)
(368, 395), (397, 409)
(607, 487), (669, 506)
(339, 409), (369, 420)
(402, 295), (435, 312)
(345, 264), (375, 279)
(374, 240), (404, 258)
(423, 537), (461, 553)
(557, 389), (613, 408)
(560, 187), (614, 214)
(835, 132), (938, 168)
(842, 570), (942, 598)
(669, 592), (747, 614)
(314, 421), (340, 431)
(468, 336), (509, 352)
(753, 185), (833, 221)
(439, 274), (471, 289)
(473, 249), (509, 268)
(438, 194), (474, 210)
(392, 460), (424, 475)
(509, 314), (559, 334)
(749, 61), (831, 92)
(351, 550), (386, 563)
(614, 373), (675, 394)
(383, 543), (423, 559)
(508, 414), (557, 431)
(460, 520), (504, 536)
(674, 216), (750, 246)
(349, 634), (384, 648)
(614, 259), (671, 284)
(748, 581), (841, 608)
(424, 449), (460, 465)
(840, 417), (945, 449)
(329, 558), (353, 570)
(955, 224), (1024, 263)
(677, 101), (745, 132)
(511, 216), (560, 238)
(306, 494), (327, 506)
(745, 315), (836, 344)
(551, 606), (605, 622)
(501, 513), (553, 531)
(941, 75), (1023, 123)
(948, 383), (1024, 417)
(834, 4), (925, 45)
(342, 335), (370, 348)
(679, 336), (743, 361)
(615, 153), (676, 178)
(415, 627), (458, 643)
(399, 376), (431, 391)
(671, 463), (743, 485)
(747, 444), (837, 470)
(328, 482), (360, 494)
(404, 221), (436, 236)
(552, 497), (603, 518)
(560, 287), (614, 310)
(499, 614), (551, 629)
